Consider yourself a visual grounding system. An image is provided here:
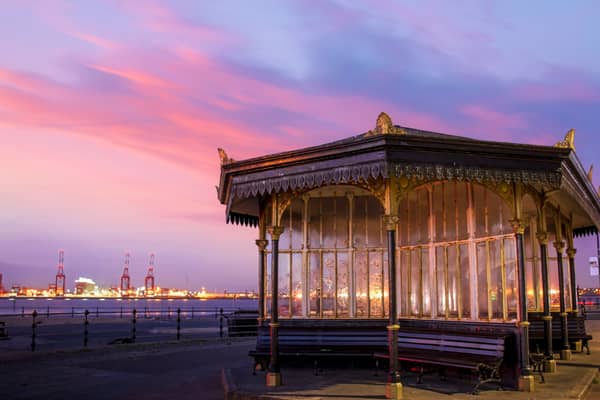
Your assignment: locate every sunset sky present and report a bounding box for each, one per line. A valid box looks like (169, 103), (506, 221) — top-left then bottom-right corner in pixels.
(1, 1), (600, 292)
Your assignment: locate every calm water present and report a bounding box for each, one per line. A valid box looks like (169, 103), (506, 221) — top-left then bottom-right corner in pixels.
(0, 297), (258, 317)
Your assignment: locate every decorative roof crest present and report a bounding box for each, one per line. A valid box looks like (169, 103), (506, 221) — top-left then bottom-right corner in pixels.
(588, 164), (594, 183)
(366, 112), (406, 136)
(218, 148), (234, 165)
(554, 128), (575, 150)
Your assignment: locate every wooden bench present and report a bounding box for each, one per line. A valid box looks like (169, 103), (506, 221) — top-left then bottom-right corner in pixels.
(250, 324), (386, 374)
(374, 330), (511, 394)
(528, 314), (592, 354)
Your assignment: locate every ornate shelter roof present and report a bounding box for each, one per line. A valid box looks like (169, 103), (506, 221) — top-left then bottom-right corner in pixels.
(217, 113), (600, 230)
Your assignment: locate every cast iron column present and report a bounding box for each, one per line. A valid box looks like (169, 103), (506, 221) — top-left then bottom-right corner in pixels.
(384, 215), (401, 399)
(555, 241), (571, 359)
(256, 239), (268, 325)
(567, 248), (577, 314)
(538, 232), (555, 370)
(266, 226), (283, 387)
(514, 222), (533, 383)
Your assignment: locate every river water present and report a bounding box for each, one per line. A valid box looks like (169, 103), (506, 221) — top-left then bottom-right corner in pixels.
(0, 297), (258, 317)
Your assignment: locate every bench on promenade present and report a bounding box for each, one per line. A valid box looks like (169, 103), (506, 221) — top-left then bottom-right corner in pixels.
(250, 322), (385, 374)
(528, 313), (592, 354)
(227, 310), (258, 337)
(374, 330), (513, 394)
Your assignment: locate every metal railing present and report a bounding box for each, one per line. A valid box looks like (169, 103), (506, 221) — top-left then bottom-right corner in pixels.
(0, 307), (258, 352)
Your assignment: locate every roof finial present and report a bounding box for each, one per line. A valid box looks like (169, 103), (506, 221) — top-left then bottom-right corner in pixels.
(588, 164), (594, 182)
(218, 148), (234, 165)
(554, 128), (575, 150)
(366, 112), (406, 136)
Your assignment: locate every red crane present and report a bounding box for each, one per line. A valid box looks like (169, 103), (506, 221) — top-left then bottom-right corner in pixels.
(120, 252), (131, 295)
(55, 249), (66, 296)
(145, 253), (155, 295)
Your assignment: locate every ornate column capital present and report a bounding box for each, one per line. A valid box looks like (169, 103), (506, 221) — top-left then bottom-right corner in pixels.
(382, 214), (400, 231)
(509, 218), (525, 235)
(567, 247), (577, 258)
(536, 231), (548, 245)
(268, 226), (284, 240)
(255, 239), (268, 251)
(553, 241), (565, 252)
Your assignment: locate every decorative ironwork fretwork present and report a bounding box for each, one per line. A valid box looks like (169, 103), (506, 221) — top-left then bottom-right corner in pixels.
(230, 162), (561, 201)
(553, 128), (575, 150)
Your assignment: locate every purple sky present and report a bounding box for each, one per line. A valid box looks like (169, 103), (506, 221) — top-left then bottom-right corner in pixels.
(1, 1), (599, 292)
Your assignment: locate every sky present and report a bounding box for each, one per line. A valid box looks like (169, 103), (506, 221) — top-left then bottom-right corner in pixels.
(1, 0), (600, 292)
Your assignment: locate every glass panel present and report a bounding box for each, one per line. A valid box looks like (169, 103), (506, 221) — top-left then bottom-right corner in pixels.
(448, 244), (459, 318)
(459, 244), (471, 319)
(353, 197), (367, 248)
(355, 250), (368, 317)
(436, 246), (446, 317)
(366, 197), (383, 247)
(266, 252), (272, 317)
(410, 248), (420, 316)
(564, 255), (572, 310)
(292, 252), (303, 317)
(309, 252), (320, 317)
(308, 197), (321, 249)
(418, 188), (430, 243)
(457, 183), (469, 240)
(433, 183), (444, 242)
(398, 197), (409, 246)
(477, 241), (489, 319)
(383, 250), (389, 317)
(504, 239), (518, 320)
(279, 209), (291, 250)
(488, 192), (503, 236)
(421, 247), (431, 316)
(322, 252), (335, 317)
(335, 197), (349, 248)
(549, 257), (560, 310)
(445, 182), (457, 241)
(473, 185), (488, 238)
(369, 251), (384, 317)
(291, 199), (303, 250)
(408, 191), (419, 244)
(490, 240), (503, 319)
(337, 251), (349, 317)
(322, 198), (336, 249)
(278, 253), (290, 318)
(400, 249), (410, 316)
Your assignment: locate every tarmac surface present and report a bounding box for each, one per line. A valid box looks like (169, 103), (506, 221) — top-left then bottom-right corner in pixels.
(0, 320), (599, 400)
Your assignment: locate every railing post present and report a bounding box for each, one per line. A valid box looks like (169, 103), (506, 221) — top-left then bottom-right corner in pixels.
(191, 307), (194, 319)
(31, 310), (37, 352)
(120, 307), (123, 318)
(168, 306), (171, 319)
(47, 306), (50, 318)
(132, 309), (137, 343)
(84, 309), (89, 348)
(72, 307), (75, 318)
(145, 307), (148, 319)
(96, 307), (99, 318)
(22, 306), (25, 318)
(219, 308), (224, 338)
(177, 308), (181, 341)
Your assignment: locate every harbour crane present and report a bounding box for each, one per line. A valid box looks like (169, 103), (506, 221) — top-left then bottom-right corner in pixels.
(144, 253), (155, 295)
(55, 249), (66, 296)
(120, 252), (131, 295)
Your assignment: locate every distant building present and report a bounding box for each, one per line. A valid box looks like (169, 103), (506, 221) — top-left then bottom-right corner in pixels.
(74, 277), (96, 295)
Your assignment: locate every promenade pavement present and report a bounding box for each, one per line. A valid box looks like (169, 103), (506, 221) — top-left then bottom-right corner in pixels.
(0, 321), (599, 400)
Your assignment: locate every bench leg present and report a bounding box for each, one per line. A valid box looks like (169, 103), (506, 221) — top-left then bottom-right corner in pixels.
(473, 363), (503, 394)
(416, 365), (424, 384)
(584, 340), (591, 355)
